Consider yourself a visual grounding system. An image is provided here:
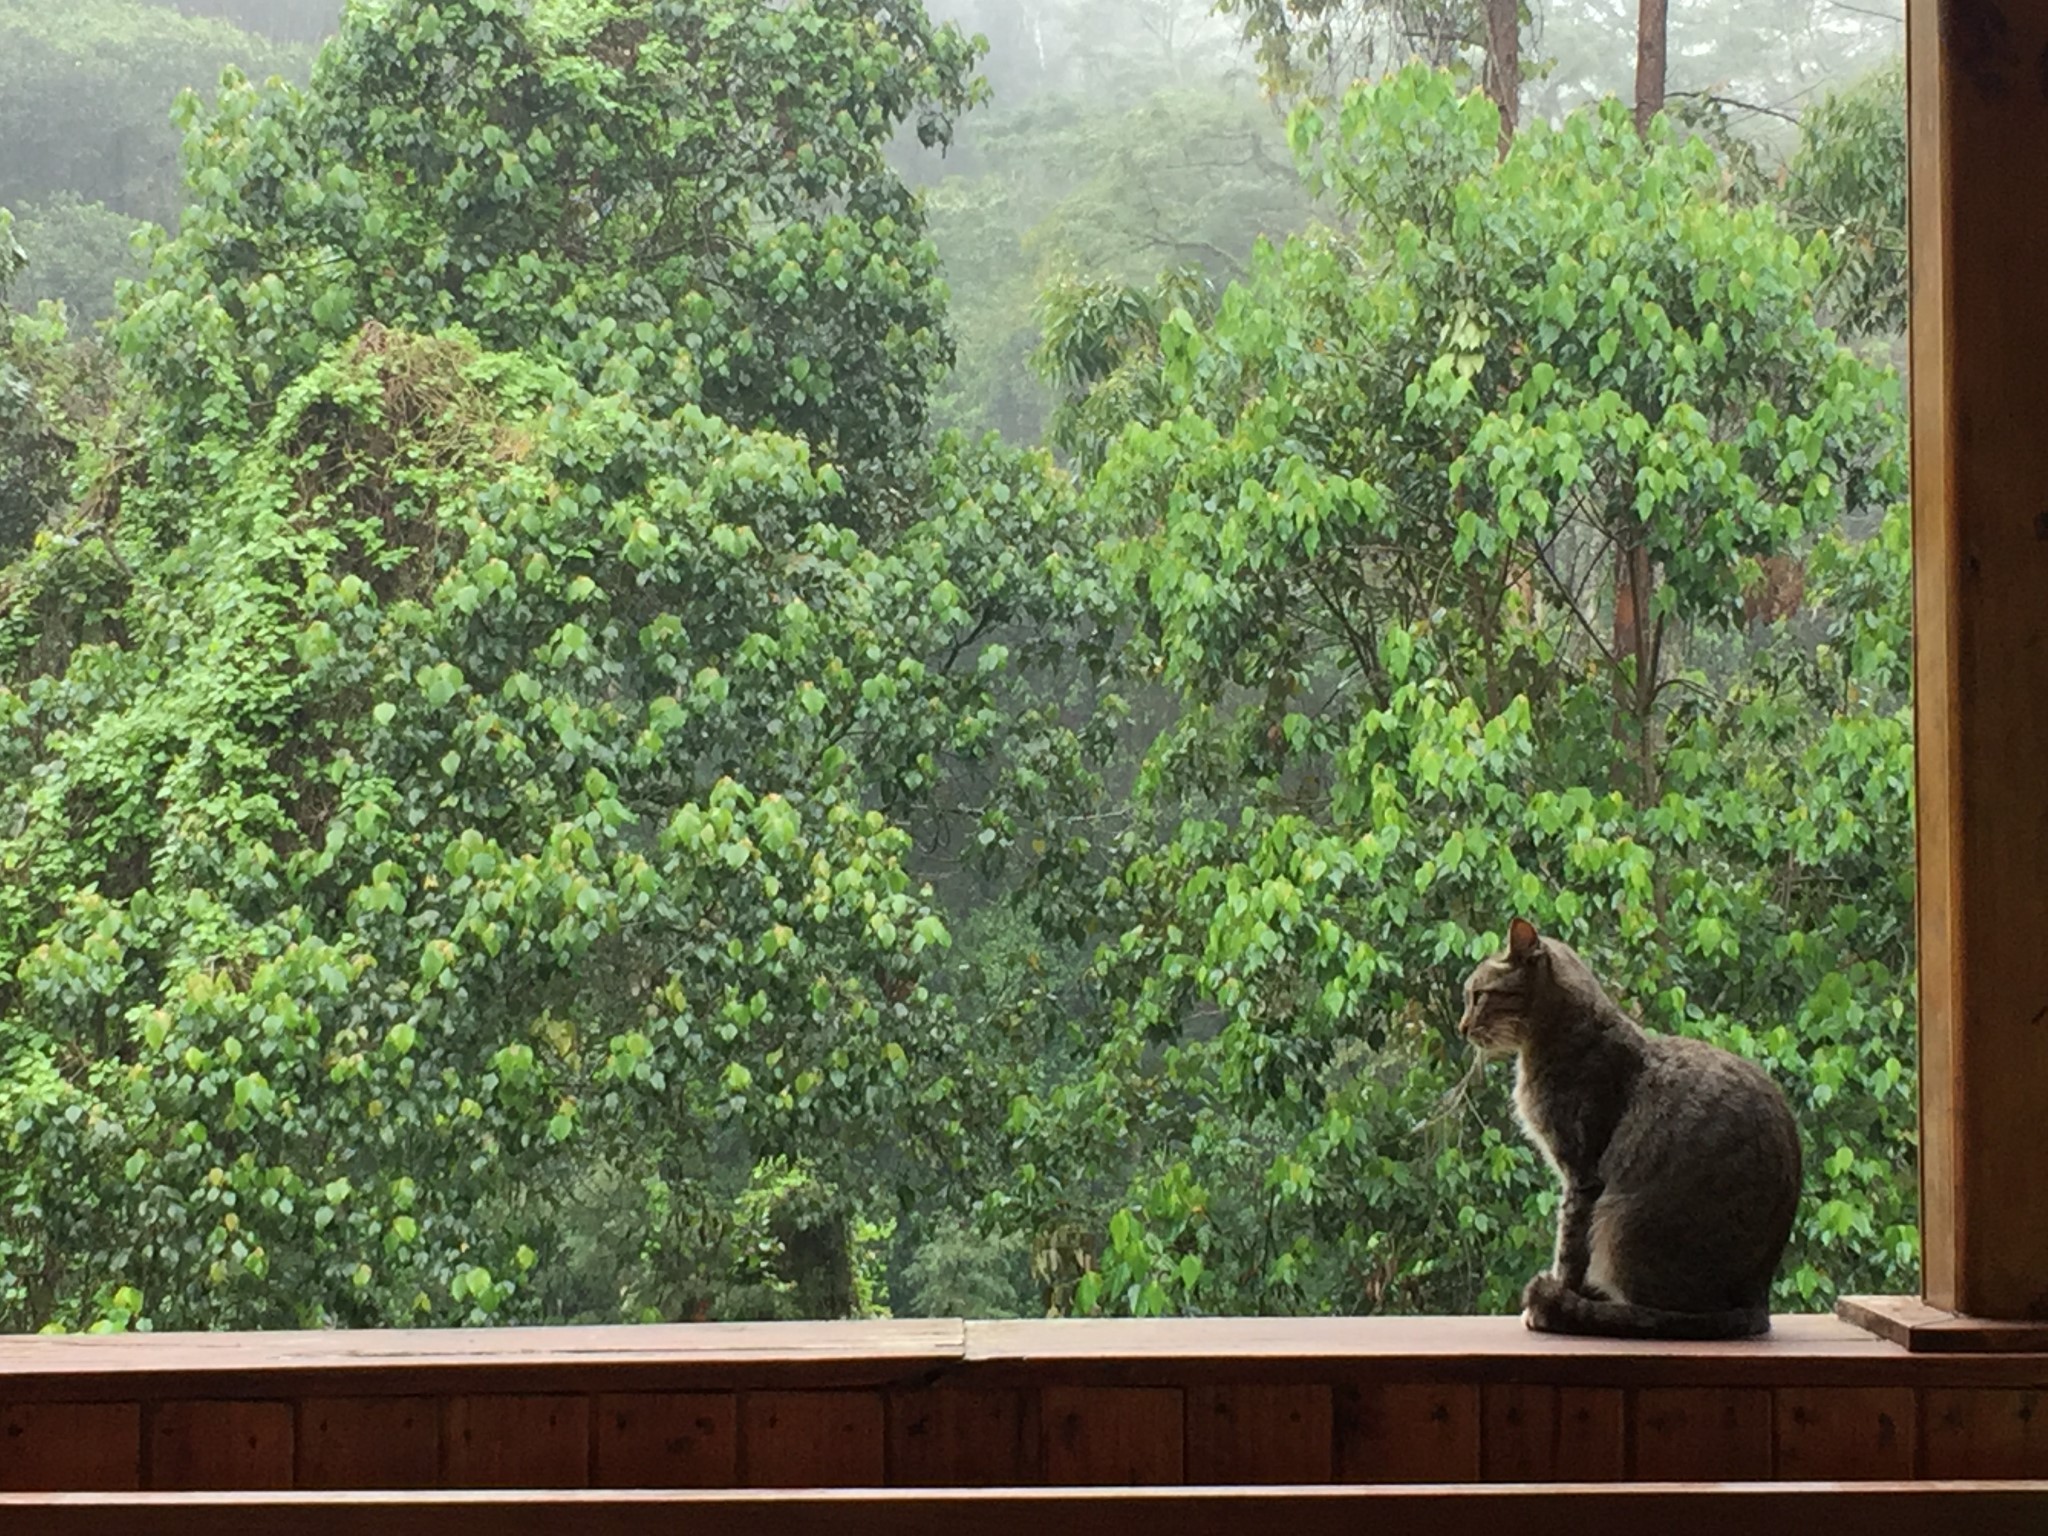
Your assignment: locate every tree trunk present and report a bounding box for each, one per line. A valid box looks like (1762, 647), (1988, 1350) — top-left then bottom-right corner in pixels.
(1484, 0), (1520, 153)
(1615, 0), (1669, 811)
(1634, 0), (1668, 136)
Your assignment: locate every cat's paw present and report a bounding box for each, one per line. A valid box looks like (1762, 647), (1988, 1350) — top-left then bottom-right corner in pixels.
(1521, 1273), (1569, 1332)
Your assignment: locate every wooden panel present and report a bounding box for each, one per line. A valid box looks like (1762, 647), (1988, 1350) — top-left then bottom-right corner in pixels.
(0, 1401), (140, 1491)
(1632, 1388), (1771, 1480)
(145, 1400), (292, 1490)
(595, 1393), (736, 1488)
(1184, 1385), (1332, 1484)
(740, 1392), (885, 1487)
(1039, 1387), (1183, 1485)
(1334, 1383), (1478, 1483)
(7, 1485), (2048, 1536)
(442, 1395), (590, 1488)
(1904, 0), (2048, 1320)
(1772, 1387), (1913, 1481)
(1923, 1389), (2048, 1479)
(1481, 1386), (1623, 1481)
(297, 1396), (439, 1489)
(886, 1387), (1035, 1487)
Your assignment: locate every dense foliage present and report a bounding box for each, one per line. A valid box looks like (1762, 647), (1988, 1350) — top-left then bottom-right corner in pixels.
(1, 0), (1914, 1331)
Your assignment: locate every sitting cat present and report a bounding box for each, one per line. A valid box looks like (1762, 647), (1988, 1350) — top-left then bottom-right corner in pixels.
(1459, 917), (1801, 1339)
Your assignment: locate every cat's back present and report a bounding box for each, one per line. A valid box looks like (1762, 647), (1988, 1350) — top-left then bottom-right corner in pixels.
(1628, 1030), (1801, 1182)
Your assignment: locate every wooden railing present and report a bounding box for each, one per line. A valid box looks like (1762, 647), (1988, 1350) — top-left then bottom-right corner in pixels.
(4, 1312), (2048, 1491)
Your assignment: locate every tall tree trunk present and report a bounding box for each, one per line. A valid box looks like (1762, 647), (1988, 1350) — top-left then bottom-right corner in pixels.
(1633, 0), (1668, 136)
(1612, 0), (1670, 812)
(1484, 0), (1520, 153)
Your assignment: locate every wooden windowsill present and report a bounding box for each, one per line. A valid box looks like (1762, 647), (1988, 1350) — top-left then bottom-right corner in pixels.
(2, 1311), (2045, 1403)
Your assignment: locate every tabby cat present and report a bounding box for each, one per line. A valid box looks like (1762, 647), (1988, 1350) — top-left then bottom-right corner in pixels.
(1459, 918), (1802, 1339)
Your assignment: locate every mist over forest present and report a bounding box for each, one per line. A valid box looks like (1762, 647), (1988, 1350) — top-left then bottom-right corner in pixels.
(1, 0), (1911, 1330)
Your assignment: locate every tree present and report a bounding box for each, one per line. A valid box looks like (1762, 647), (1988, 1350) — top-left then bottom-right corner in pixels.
(995, 67), (1912, 1318)
(0, 0), (1122, 1332)
(1780, 60), (1906, 340)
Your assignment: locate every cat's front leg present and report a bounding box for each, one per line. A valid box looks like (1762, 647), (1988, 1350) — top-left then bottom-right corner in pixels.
(1551, 1178), (1602, 1290)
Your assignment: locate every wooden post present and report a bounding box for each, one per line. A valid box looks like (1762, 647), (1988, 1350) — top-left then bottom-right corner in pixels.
(1906, 0), (2048, 1323)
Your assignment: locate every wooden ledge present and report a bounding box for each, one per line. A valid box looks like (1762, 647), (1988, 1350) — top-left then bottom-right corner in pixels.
(4, 1484), (2048, 1536)
(5, 1313), (2048, 1402)
(1837, 1296), (2048, 1353)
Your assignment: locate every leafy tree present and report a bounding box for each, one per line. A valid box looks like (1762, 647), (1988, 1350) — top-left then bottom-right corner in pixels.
(1780, 59), (1905, 339)
(996, 68), (1913, 1318)
(0, 0), (1120, 1331)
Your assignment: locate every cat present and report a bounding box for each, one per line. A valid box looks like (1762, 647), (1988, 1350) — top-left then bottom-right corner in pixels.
(1459, 917), (1802, 1339)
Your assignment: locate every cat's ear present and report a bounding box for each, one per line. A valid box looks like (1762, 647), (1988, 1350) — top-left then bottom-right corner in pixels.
(1508, 917), (1542, 963)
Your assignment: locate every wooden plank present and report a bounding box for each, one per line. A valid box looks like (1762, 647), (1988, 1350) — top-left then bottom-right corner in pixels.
(145, 1401), (292, 1490)
(297, 1396), (439, 1489)
(740, 1392), (885, 1487)
(1773, 1387), (1914, 1481)
(1481, 1386), (1623, 1481)
(1333, 1383), (1478, 1483)
(594, 1393), (737, 1488)
(0, 1401), (141, 1491)
(1923, 1389), (2048, 1479)
(1632, 1388), (1772, 1480)
(6, 1484), (2048, 1536)
(1039, 1386), (1183, 1485)
(1838, 1296), (2048, 1353)
(0, 1319), (966, 1401)
(886, 1387), (1035, 1487)
(11, 1316), (2048, 1402)
(1183, 1385), (1332, 1484)
(956, 1315), (2048, 1389)
(1905, 0), (2048, 1322)
(441, 1395), (590, 1488)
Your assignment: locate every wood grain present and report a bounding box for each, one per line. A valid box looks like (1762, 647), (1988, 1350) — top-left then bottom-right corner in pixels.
(740, 1392), (885, 1487)
(1481, 1386), (1623, 1481)
(594, 1393), (736, 1488)
(1904, 0), (2048, 1320)
(887, 1387), (1035, 1486)
(441, 1395), (590, 1488)
(1773, 1387), (1913, 1481)
(1631, 1388), (1771, 1480)
(1333, 1383), (1478, 1483)
(1184, 1384), (1332, 1484)
(0, 1401), (141, 1491)
(145, 1401), (292, 1490)
(5, 1484), (2048, 1536)
(1039, 1387), (1183, 1485)
(0, 1320), (965, 1402)
(1922, 1389), (2048, 1479)
(296, 1396), (438, 1488)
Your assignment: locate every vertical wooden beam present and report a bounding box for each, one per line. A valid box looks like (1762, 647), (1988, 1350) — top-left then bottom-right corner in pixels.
(1909, 0), (2048, 1320)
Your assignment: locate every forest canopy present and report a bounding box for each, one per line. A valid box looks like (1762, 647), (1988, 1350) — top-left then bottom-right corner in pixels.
(1, 0), (1913, 1330)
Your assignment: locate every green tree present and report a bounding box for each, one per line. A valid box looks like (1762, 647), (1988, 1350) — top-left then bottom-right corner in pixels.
(997, 67), (1913, 1319)
(1780, 59), (1906, 339)
(0, 0), (1121, 1332)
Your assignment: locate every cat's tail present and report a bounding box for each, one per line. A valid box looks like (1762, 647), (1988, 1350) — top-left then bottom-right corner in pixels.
(1528, 1283), (1769, 1341)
